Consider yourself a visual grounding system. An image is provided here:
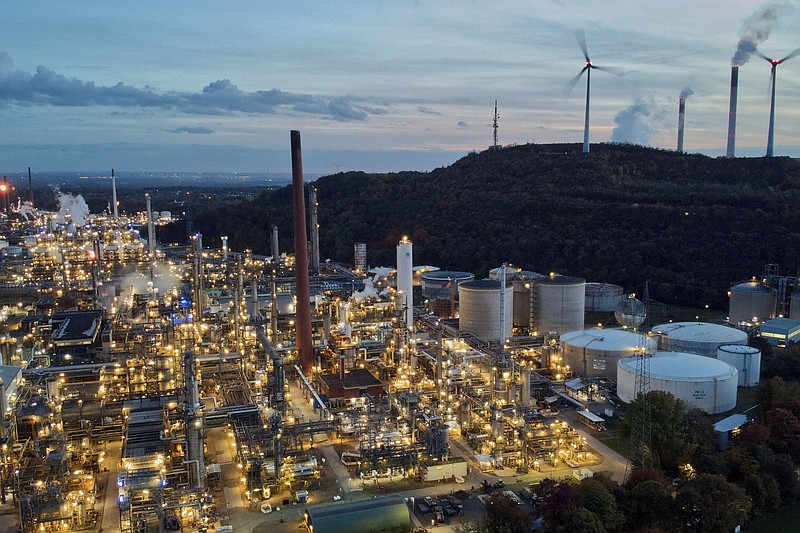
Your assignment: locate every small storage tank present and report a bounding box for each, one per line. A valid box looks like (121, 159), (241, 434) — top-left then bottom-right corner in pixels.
(585, 282), (625, 312)
(489, 265), (519, 283)
(458, 280), (513, 343)
(651, 322), (747, 357)
(729, 281), (776, 324)
(533, 274), (586, 335)
(617, 352), (738, 414)
(422, 271), (474, 300)
(717, 344), (761, 387)
(561, 328), (657, 378)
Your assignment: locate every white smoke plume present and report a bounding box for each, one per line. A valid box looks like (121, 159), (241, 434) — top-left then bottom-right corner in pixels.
(57, 192), (90, 225)
(680, 86), (694, 99)
(611, 97), (667, 145)
(732, 2), (790, 66)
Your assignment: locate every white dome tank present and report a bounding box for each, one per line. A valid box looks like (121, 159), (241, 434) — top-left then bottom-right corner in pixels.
(729, 281), (776, 324)
(533, 274), (586, 335)
(585, 282), (625, 312)
(561, 328), (657, 378)
(617, 352), (738, 414)
(458, 280), (513, 343)
(717, 344), (761, 387)
(651, 322), (747, 357)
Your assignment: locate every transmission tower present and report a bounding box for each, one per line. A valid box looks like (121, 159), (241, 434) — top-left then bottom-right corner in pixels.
(616, 292), (652, 475)
(492, 100), (500, 149)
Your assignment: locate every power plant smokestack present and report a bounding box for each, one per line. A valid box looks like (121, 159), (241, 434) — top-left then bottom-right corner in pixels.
(677, 97), (686, 153)
(271, 224), (280, 264)
(309, 186), (320, 274)
(145, 193), (155, 257)
(27, 166), (33, 206)
(726, 66), (739, 158)
(290, 130), (313, 377)
(111, 168), (118, 219)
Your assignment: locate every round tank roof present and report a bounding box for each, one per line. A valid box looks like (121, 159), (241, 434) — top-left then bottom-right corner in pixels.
(561, 328), (653, 351)
(586, 282), (624, 291)
(731, 281), (774, 293)
(718, 344), (760, 355)
(516, 271), (545, 280)
(619, 352), (738, 381)
(540, 274), (585, 285)
(460, 279), (503, 290)
(422, 270), (474, 281)
(651, 322), (747, 344)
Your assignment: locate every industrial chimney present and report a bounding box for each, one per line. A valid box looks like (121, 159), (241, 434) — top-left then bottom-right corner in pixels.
(145, 193), (155, 258)
(677, 97), (686, 153)
(27, 167), (33, 206)
(309, 186), (320, 274)
(183, 351), (205, 490)
(111, 168), (119, 219)
(271, 225), (280, 264)
(290, 131), (314, 377)
(726, 66), (739, 158)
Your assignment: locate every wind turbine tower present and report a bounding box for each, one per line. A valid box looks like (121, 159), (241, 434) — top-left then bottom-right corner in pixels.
(565, 31), (622, 154)
(756, 47), (800, 157)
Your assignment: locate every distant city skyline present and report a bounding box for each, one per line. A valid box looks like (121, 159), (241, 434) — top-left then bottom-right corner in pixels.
(1, 1), (798, 174)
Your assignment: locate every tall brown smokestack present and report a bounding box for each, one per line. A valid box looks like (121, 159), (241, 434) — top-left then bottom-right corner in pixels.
(291, 130), (313, 377)
(726, 66), (739, 158)
(677, 97), (686, 153)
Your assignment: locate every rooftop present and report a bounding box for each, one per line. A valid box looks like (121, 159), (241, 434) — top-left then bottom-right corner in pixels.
(652, 322), (747, 343)
(619, 352), (738, 380)
(320, 368), (383, 390)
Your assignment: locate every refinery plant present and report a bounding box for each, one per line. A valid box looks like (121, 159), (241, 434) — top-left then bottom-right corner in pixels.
(0, 134), (790, 533)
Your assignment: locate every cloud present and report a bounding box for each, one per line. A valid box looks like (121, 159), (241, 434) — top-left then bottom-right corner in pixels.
(168, 125), (214, 134)
(457, 121), (468, 128)
(0, 52), (387, 121)
(418, 106), (442, 115)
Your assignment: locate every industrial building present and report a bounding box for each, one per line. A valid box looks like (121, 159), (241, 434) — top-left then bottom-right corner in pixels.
(759, 317), (800, 347)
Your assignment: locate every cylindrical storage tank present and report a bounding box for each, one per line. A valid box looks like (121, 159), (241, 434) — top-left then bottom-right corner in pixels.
(458, 280), (513, 343)
(617, 352), (738, 414)
(561, 329), (657, 378)
(413, 265), (439, 286)
(511, 272), (545, 329)
(534, 275), (586, 335)
(585, 282), (625, 312)
(729, 281), (776, 324)
(790, 292), (800, 321)
(159, 210), (172, 221)
(651, 322), (747, 357)
(422, 271), (474, 300)
(717, 344), (761, 387)
(353, 242), (367, 272)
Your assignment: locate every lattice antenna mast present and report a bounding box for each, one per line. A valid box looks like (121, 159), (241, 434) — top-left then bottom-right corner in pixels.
(616, 293), (652, 475)
(492, 100), (499, 148)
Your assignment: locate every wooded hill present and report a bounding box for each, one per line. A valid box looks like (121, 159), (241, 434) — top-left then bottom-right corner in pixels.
(162, 143), (800, 309)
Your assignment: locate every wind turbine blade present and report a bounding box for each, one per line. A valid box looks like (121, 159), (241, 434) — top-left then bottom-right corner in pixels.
(594, 65), (626, 77)
(575, 30), (590, 61)
(780, 47), (800, 62)
(754, 48), (771, 62)
(563, 67), (589, 95)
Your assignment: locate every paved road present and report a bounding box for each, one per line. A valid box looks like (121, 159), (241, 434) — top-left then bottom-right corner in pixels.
(99, 440), (122, 533)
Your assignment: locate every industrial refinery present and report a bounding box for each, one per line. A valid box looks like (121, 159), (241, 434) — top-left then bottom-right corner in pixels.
(0, 137), (780, 533)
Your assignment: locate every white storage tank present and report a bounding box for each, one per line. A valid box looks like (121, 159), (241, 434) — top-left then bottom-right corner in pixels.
(729, 281), (776, 324)
(617, 352), (738, 414)
(651, 322), (747, 357)
(717, 344), (761, 387)
(585, 283), (625, 312)
(422, 271), (474, 300)
(561, 328), (657, 378)
(533, 274), (586, 335)
(458, 280), (513, 343)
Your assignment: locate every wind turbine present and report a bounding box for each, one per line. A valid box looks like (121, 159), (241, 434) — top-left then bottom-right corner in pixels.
(565, 31), (623, 154)
(755, 47), (800, 157)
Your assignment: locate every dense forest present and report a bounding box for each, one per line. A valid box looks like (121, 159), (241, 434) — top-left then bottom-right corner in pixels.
(160, 143), (800, 309)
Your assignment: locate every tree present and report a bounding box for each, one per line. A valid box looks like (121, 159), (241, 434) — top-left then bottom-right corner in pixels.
(626, 480), (672, 532)
(558, 507), (606, 533)
(484, 492), (531, 533)
(624, 391), (687, 472)
(673, 474), (751, 533)
(576, 479), (624, 532)
(537, 478), (580, 525)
